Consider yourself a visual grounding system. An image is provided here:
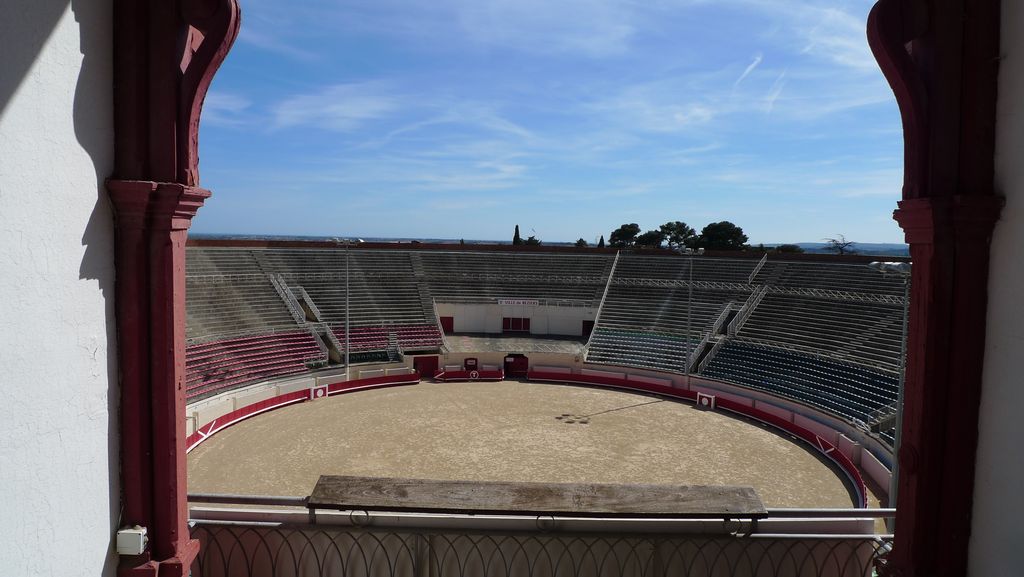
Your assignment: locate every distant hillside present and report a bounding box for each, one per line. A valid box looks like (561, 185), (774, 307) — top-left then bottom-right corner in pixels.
(791, 242), (909, 257)
(191, 234), (909, 256)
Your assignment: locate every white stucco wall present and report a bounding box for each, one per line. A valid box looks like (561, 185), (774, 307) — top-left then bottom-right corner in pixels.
(969, 3), (1024, 575)
(435, 302), (596, 336)
(0, 2), (117, 575)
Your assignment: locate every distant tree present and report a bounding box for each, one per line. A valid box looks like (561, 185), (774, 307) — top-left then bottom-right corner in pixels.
(459, 238), (465, 245)
(513, 225), (523, 246)
(609, 223), (641, 248)
(635, 229), (666, 248)
(597, 235), (606, 249)
(823, 235), (857, 255)
(659, 221), (697, 251)
(575, 238), (588, 247)
(775, 244), (804, 253)
(696, 221), (748, 250)
(525, 235), (542, 246)
(755, 243), (766, 252)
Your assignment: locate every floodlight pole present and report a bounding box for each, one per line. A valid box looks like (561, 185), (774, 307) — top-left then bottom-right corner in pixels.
(868, 261), (911, 518)
(333, 237), (351, 380)
(685, 254), (693, 385)
(345, 239), (350, 380)
(893, 274), (908, 509)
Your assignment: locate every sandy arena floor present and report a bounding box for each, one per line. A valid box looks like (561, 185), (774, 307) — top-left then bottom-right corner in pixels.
(188, 381), (858, 508)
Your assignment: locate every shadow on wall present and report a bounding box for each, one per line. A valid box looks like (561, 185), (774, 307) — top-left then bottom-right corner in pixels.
(70, 0), (119, 574)
(0, 1), (71, 118)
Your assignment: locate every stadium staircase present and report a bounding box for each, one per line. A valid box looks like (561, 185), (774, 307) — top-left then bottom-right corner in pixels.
(387, 331), (402, 362)
(289, 285), (324, 323)
(582, 250), (620, 356)
(269, 274), (307, 325)
(408, 254), (440, 325)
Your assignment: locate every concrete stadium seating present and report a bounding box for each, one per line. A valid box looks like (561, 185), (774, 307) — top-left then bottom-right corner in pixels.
(185, 330), (325, 400)
(184, 246), (907, 446)
(702, 341), (899, 424)
(419, 251), (613, 304)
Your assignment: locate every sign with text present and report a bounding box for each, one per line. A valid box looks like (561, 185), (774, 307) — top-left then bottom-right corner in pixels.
(498, 299), (539, 306)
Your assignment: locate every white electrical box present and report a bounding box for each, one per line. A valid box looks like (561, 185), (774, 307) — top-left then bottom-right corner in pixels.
(116, 526), (148, 556)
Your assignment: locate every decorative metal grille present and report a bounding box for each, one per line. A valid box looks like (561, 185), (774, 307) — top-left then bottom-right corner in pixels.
(191, 523), (890, 577)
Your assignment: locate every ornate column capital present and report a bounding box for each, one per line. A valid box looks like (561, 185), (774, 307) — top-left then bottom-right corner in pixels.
(107, 179), (212, 232)
(894, 195), (1004, 245)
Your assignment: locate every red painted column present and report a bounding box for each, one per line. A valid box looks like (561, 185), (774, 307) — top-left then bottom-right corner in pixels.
(886, 196), (1003, 576)
(109, 181), (210, 577)
(108, 1), (238, 572)
(868, 1), (1004, 574)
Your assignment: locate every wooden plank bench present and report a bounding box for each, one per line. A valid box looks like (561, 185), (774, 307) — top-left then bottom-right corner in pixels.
(307, 475), (767, 520)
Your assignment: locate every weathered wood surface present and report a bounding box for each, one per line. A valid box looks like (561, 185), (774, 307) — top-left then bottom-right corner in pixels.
(308, 475), (767, 518)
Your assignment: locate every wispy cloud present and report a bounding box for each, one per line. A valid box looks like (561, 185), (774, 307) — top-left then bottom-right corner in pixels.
(272, 82), (399, 131)
(587, 83), (717, 133)
(453, 0), (637, 56)
(734, 53), (764, 88)
(197, 0), (906, 244)
(238, 24), (320, 61)
(710, 0), (878, 72)
(202, 92), (251, 126)
(763, 71), (787, 113)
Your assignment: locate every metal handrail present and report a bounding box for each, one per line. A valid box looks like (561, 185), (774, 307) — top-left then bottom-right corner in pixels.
(584, 250), (621, 356)
(187, 501), (895, 577)
(748, 252), (768, 284)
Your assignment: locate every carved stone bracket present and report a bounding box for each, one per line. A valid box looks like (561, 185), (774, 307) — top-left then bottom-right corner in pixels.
(895, 195), (1006, 244)
(109, 180), (212, 230)
(179, 0), (242, 186)
(867, 0), (929, 200)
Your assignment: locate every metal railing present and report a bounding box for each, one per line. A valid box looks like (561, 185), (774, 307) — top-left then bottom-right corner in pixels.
(292, 286), (325, 323)
(584, 250), (622, 356)
(711, 305), (735, 336)
(434, 296), (595, 308)
(748, 253), (768, 284)
(431, 298), (451, 353)
(269, 274), (308, 325)
(612, 278), (755, 292)
(728, 286), (768, 337)
(187, 501), (894, 577)
(765, 286), (905, 305)
(696, 337), (727, 374)
(687, 332), (711, 371)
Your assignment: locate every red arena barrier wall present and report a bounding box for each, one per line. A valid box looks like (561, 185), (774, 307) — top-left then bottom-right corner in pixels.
(433, 369), (505, 382)
(527, 370), (869, 508)
(186, 372), (422, 452)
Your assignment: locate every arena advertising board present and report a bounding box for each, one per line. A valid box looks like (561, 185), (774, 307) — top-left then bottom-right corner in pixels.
(498, 298), (539, 306)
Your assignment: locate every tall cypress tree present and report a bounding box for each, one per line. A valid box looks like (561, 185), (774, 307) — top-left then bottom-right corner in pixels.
(513, 225), (523, 245)
(597, 235), (605, 248)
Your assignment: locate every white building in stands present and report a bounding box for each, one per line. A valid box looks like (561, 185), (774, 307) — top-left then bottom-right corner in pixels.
(0, 1), (1021, 576)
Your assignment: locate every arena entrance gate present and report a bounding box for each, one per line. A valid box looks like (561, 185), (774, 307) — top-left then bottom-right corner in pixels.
(439, 316), (454, 334)
(504, 354), (529, 378)
(413, 356), (439, 379)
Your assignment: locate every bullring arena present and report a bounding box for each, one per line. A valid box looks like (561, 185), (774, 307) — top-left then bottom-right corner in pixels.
(188, 380), (862, 508)
(184, 242), (900, 511)
(182, 241), (903, 576)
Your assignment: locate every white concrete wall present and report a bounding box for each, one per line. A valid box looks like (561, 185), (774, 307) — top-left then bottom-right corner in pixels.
(0, 2), (116, 575)
(970, 3), (1024, 574)
(434, 302), (595, 336)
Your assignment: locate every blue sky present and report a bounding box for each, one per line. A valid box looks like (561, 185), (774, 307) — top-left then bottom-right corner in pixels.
(192, 0), (904, 244)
